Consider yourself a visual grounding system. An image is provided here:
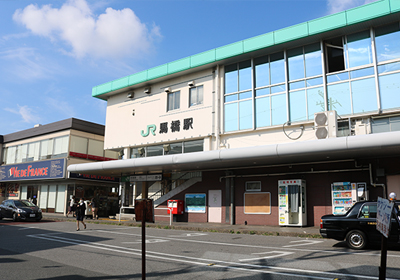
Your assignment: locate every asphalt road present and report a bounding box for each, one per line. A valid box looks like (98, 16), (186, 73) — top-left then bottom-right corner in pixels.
(1, 219), (400, 280)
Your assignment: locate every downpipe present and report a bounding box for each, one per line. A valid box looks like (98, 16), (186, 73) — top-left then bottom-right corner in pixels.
(369, 163), (387, 198)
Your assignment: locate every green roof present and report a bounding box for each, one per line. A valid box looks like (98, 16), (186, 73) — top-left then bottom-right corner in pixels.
(93, 0), (399, 100)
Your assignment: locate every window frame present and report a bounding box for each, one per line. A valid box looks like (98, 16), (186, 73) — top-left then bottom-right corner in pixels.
(167, 91), (180, 112)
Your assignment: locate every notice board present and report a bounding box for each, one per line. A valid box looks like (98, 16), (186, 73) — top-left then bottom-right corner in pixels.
(244, 192), (271, 214)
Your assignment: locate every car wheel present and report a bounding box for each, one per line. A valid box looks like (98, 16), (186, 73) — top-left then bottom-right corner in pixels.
(36, 218), (42, 222)
(12, 213), (19, 222)
(346, 230), (367, 250)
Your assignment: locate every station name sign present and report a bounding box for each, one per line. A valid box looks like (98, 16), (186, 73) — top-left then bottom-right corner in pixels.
(130, 174), (162, 182)
(0, 159), (65, 182)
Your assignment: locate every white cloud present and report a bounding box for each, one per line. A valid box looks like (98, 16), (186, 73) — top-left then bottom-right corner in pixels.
(5, 105), (41, 123)
(327, 0), (379, 14)
(12, 0), (161, 59)
(0, 47), (56, 81)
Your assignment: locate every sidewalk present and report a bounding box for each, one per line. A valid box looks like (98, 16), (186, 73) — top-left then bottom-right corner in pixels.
(42, 213), (321, 238)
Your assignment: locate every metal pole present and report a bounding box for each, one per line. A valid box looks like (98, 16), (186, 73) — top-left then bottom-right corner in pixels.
(142, 201), (146, 280)
(379, 235), (387, 280)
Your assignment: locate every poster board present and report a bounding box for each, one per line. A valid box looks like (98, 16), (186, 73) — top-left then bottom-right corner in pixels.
(244, 192), (271, 214)
(185, 193), (206, 213)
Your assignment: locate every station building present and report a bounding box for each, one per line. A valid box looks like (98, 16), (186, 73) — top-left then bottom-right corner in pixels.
(68, 0), (400, 226)
(0, 119), (119, 216)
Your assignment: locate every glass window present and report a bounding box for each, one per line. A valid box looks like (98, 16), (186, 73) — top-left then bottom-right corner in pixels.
(305, 43), (322, 77)
(289, 90), (307, 122)
(256, 88), (269, 97)
(359, 204), (377, 218)
(327, 72), (349, 83)
(289, 81), (305, 91)
(255, 56), (269, 88)
(307, 87), (325, 120)
(167, 91), (180, 111)
(270, 52), (285, 85)
(288, 47), (305, 81)
(53, 136), (69, 158)
(375, 22), (400, 63)
(104, 150), (118, 159)
(225, 94), (238, 103)
(184, 140), (203, 153)
(346, 31), (372, 68)
(271, 84), (286, 94)
(271, 93), (287, 126)
(239, 91), (252, 100)
(130, 148), (140, 158)
(306, 77), (323, 87)
(225, 103), (238, 132)
(6, 146), (16, 164)
(245, 181), (261, 191)
(27, 142), (40, 162)
(16, 144), (27, 163)
(88, 139), (104, 157)
(378, 61), (400, 74)
(189, 85), (203, 107)
(146, 145), (163, 157)
(239, 60), (252, 91)
(351, 77), (377, 113)
(326, 37), (345, 73)
(225, 64), (238, 94)
(327, 82), (351, 115)
(169, 142), (183, 154)
(70, 136), (88, 155)
(255, 96), (270, 128)
(372, 118), (389, 133)
(350, 67), (374, 79)
(239, 100), (253, 130)
(40, 139), (53, 160)
(379, 72), (400, 110)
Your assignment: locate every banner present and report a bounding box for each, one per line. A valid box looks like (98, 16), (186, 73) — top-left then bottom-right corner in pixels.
(0, 159), (65, 182)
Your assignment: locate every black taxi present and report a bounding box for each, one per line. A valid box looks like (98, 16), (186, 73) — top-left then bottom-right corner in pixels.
(320, 200), (400, 249)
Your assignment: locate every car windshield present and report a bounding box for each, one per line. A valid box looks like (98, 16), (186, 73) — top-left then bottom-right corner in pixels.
(14, 200), (36, 207)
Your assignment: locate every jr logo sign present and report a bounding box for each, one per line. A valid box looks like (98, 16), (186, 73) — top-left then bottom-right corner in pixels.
(141, 125), (156, 137)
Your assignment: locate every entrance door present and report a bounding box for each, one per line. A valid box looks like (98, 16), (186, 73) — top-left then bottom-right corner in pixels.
(208, 190), (222, 223)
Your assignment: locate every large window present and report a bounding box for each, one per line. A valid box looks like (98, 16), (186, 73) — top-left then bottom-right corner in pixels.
(130, 139), (203, 158)
(167, 91), (180, 111)
(375, 23), (400, 63)
(189, 85), (203, 107)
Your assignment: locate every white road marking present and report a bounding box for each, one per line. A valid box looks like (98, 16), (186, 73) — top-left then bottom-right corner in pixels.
(283, 240), (324, 247)
(122, 239), (169, 244)
(95, 229), (400, 259)
(26, 232), (400, 280)
(168, 233), (208, 237)
(18, 227), (38, 230)
(239, 251), (294, 261)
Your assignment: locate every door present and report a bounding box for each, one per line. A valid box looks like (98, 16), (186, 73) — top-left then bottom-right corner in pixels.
(208, 190), (222, 223)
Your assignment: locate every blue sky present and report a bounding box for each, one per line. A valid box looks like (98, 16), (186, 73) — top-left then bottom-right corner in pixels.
(0, 0), (377, 135)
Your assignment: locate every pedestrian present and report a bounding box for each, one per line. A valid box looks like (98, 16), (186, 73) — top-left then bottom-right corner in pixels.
(76, 198), (87, 231)
(66, 196), (75, 217)
(90, 198), (98, 220)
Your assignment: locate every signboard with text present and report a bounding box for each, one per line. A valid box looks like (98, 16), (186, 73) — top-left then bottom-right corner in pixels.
(0, 159), (66, 182)
(376, 197), (394, 238)
(130, 174), (162, 182)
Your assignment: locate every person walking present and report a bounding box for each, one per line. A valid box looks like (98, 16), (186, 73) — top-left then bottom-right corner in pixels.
(76, 198), (87, 231)
(66, 196), (75, 217)
(90, 198), (98, 220)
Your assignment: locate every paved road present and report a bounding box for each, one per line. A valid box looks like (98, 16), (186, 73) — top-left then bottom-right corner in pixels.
(1, 219), (400, 279)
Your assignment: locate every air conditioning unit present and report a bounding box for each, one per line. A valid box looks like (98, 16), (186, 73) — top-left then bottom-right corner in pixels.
(314, 110), (337, 139)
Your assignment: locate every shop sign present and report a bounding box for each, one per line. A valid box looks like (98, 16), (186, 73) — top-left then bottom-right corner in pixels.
(0, 159), (65, 182)
(141, 117), (194, 137)
(130, 174), (162, 182)
(376, 197), (394, 238)
(69, 173), (119, 182)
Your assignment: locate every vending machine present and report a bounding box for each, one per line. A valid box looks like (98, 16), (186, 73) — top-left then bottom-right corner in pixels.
(278, 179), (307, 226)
(331, 182), (368, 215)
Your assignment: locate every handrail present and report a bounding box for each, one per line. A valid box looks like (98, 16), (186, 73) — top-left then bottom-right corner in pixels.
(148, 172), (190, 200)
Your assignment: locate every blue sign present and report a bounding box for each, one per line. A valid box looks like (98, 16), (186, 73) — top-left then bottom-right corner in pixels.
(0, 159), (66, 182)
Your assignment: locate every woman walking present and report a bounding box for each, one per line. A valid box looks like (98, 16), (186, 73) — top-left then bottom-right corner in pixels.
(76, 198), (87, 231)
